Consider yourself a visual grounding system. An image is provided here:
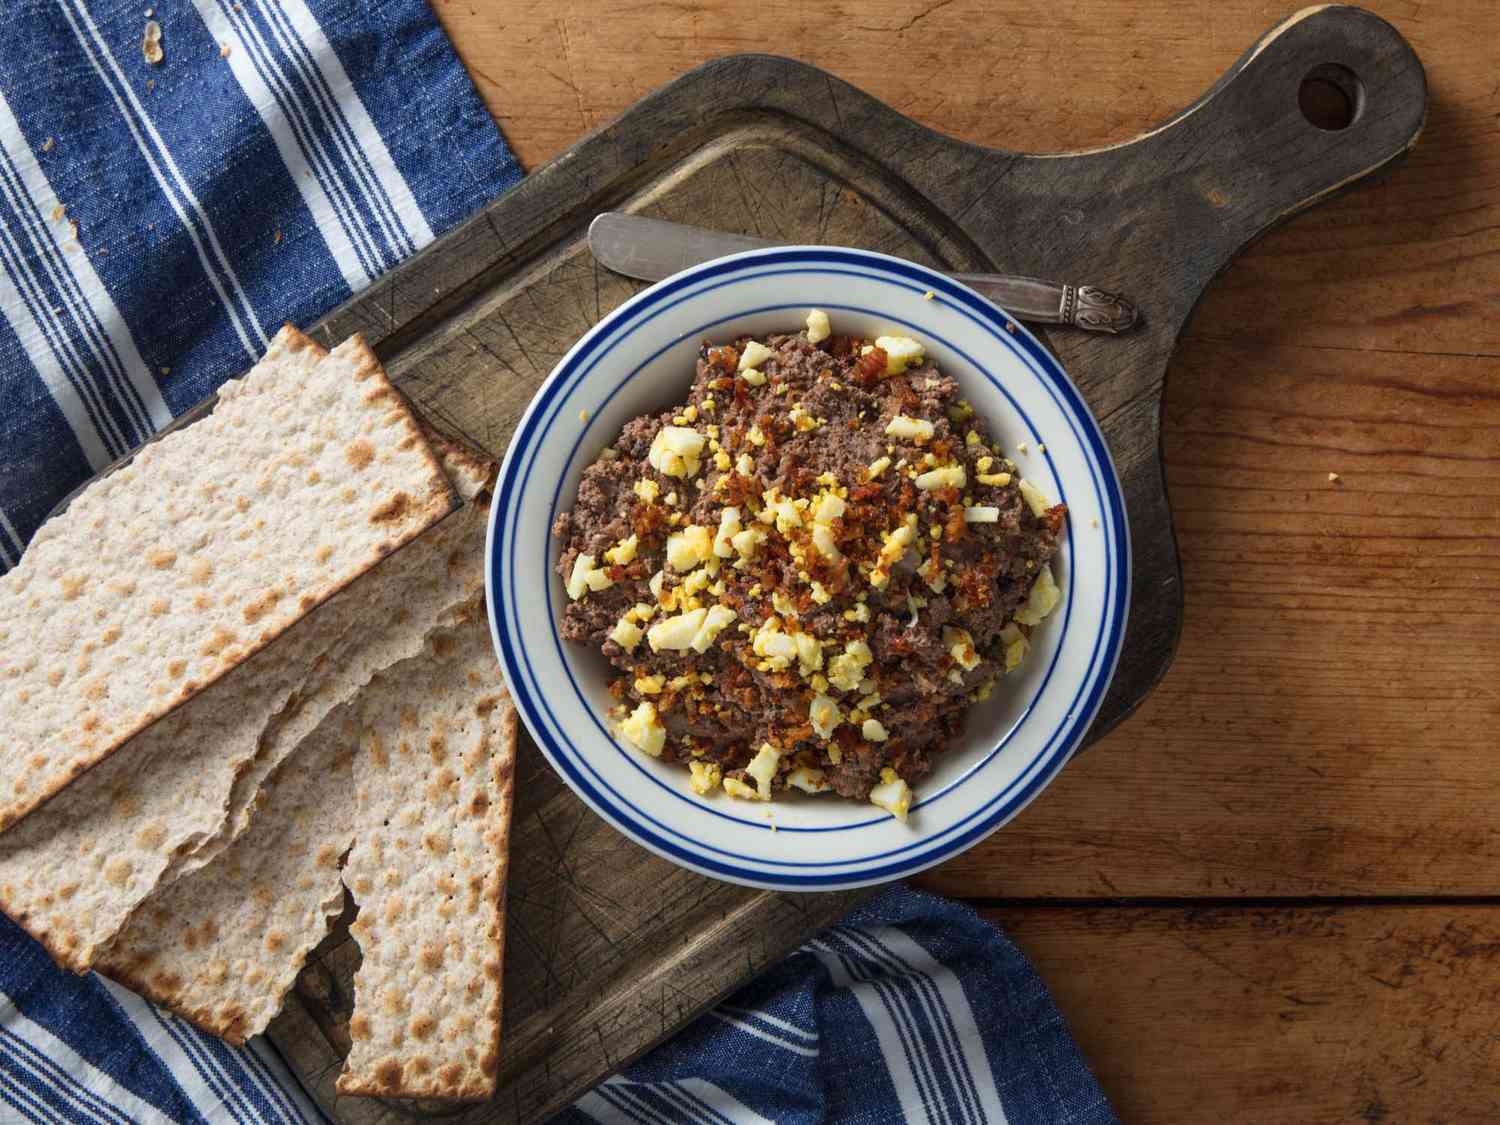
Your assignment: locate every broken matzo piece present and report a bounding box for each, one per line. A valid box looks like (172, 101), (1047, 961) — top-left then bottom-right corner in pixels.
(97, 711), (358, 1044)
(0, 326), (455, 832)
(337, 612), (516, 1101)
(156, 437), (495, 886)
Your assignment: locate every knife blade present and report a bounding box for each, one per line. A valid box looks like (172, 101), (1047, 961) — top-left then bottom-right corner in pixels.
(588, 212), (1138, 334)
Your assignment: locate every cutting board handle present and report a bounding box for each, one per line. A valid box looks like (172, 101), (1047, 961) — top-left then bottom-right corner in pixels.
(1071, 4), (1427, 266)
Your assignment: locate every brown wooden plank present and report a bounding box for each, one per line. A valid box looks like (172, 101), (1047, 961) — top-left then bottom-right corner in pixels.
(988, 904), (1500, 1122)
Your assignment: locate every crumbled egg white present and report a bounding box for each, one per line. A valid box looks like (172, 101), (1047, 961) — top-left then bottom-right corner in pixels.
(618, 701), (665, 757)
(915, 464), (966, 491)
(1013, 564), (1061, 627)
(760, 489), (803, 535)
(730, 526), (766, 561)
(712, 507), (743, 558)
(690, 605), (737, 652)
(566, 553), (614, 600)
(744, 743), (781, 799)
(735, 452), (755, 475)
(885, 415), (935, 444)
(916, 557), (947, 593)
(827, 639), (873, 692)
(788, 766), (831, 794)
(648, 425), (706, 478)
(609, 618), (644, 651)
(722, 777), (759, 801)
(1017, 478), (1052, 517)
(1001, 621), (1029, 672)
(944, 626), (980, 671)
(738, 340), (775, 371)
(862, 718), (890, 742)
(633, 478), (660, 502)
(873, 335), (925, 374)
(869, 768), (913, 820)
(741, 368), (767, 387)
(603, 534), (639, 565)
(965, 505), (1000, 523)
(805, 308), (831, 344)
(867, 456), (891, 480)
(811, 524), (842, 562)
(809, 694), (843, 740)
(648, 607), (707, 651)
(666, 525), (714, 571)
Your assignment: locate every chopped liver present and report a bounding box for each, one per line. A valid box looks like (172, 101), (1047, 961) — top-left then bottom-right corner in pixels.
(553, 317), (1066, 817)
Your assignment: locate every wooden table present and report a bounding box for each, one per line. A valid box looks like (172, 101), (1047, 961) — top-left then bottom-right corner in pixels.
(432, 2), (1499, 1118)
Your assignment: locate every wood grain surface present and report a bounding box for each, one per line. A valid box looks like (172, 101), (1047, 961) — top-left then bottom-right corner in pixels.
(417, 1), (1500, 1119)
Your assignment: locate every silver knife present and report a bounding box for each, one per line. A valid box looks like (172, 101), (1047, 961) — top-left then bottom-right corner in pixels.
(588, 212), (1139, 334)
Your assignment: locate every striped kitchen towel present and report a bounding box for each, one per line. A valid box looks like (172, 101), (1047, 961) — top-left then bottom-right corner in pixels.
(557, 886), (1117, 1125)
(0, 0), (520, 572)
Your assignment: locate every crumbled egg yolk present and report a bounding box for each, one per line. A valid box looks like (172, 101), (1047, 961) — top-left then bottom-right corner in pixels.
(618, 701), (665, 757)
(633, 478), (660, 502)
(869, 514), (918, 588)
(634, 673), (666, 695)
(722, 777), (760, 801)
(869, 768), (913, 820)
(805, 308), (831, 344)
(885, 414), (935, 444)
(788, 404), (819, 432)
(648, 425), (706, 478)
(862, 718), (890, 742)
(689, 760), (722, 795)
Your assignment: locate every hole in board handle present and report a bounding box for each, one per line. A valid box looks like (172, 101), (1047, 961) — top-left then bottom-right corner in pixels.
(1299, 63), (1363, 131)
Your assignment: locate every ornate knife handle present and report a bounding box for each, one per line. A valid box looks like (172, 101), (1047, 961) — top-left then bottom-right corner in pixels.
(949, 272), (1140, 334)
(1061, 284), (1140, 334)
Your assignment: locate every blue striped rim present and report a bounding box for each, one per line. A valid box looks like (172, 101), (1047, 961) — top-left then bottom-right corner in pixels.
(487, 247), (1129, 889)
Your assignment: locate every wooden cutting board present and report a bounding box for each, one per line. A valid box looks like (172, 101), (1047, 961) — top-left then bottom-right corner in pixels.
(267, 7), (1426, 1120)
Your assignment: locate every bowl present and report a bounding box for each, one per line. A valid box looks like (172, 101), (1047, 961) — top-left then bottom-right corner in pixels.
(486, 246), (1129, 891)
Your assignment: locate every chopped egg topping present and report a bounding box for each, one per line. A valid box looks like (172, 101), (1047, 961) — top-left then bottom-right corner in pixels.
(869, 768), (913, 820)
(648, 425), (706, 478)
(563, 318), (1066, 815)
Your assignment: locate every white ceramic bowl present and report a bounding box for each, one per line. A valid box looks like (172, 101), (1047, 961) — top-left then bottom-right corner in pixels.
(487, 246), (1129, 891)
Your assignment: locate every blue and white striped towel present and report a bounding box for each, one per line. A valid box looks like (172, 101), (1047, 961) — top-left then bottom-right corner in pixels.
(0, 3), (1113, 1121)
